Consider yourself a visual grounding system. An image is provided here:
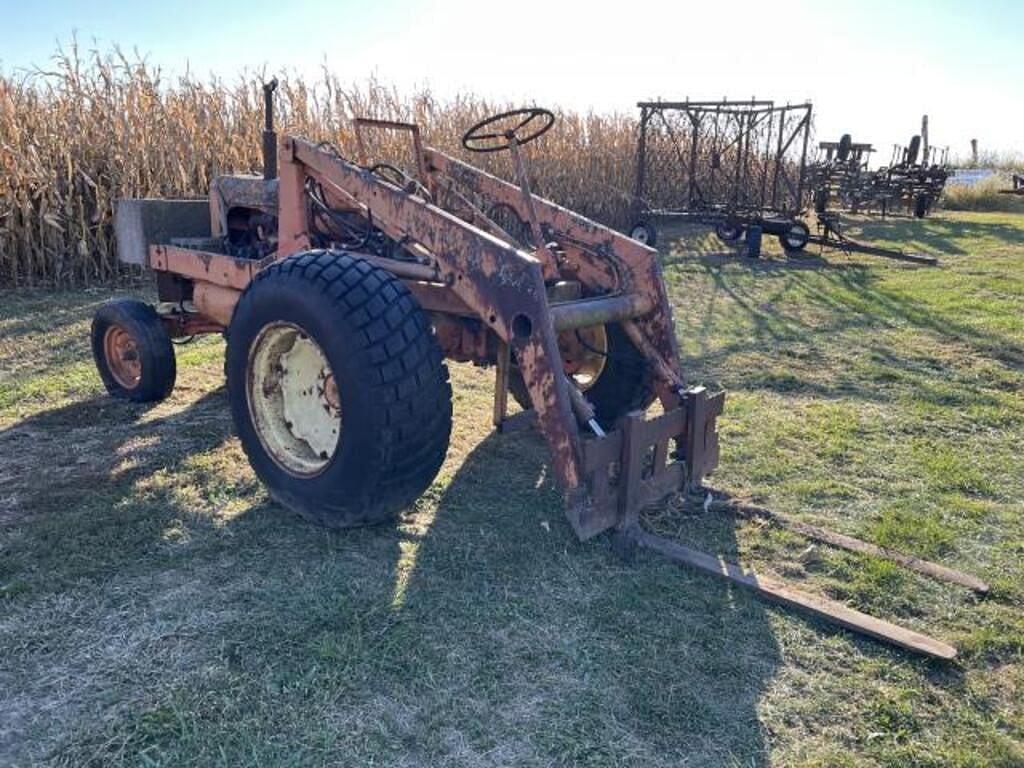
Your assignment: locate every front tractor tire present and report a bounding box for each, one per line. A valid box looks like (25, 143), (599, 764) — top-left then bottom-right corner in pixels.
(226, 250), (453, 528)
(91, 298), (176, 403)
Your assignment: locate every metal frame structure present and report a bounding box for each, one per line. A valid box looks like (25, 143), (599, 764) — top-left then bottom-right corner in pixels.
(805, 134), (875, 213)
(807, 133), (950, 220)
(120, 108), (723, 543)
(629, 99), (813, 245)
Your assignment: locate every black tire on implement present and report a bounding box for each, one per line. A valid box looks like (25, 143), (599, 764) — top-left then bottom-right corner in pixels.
(629, 221), (658, 248)
(508, 323), (654, 431)
(91, 298), (176, 402)
(907, 135), (922, 166)
(837, 133), (853, 163)
(226, 250), (453, 527)
(778, 221), (811, 253)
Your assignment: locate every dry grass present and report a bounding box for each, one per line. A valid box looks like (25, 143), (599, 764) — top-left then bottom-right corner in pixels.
(0, 42), (637, 287)
(942, 174), (1024, 213)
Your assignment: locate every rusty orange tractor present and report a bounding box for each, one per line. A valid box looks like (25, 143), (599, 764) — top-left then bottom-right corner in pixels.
(93, 84), (983, 660)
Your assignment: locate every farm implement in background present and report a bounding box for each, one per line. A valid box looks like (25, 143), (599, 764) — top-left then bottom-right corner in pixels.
(802, 134), (939, 265)
(1001, 174), (1024, 196)
(805, 134), (876, 214)
(627, 100), (938, 265)
(870, 136), (951, 218)
(627, 99), (814, 255)
(806, 127), (950, 220)
(94, 85), (979, 661)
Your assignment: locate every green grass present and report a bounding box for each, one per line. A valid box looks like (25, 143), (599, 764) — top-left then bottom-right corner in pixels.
(1, 210), (1023, 766)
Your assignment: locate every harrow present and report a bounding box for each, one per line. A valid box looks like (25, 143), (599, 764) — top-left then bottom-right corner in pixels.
(627, 99), (814, 255)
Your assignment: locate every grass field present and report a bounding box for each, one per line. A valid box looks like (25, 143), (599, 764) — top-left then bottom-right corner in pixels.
(1, 211), (1022, 767)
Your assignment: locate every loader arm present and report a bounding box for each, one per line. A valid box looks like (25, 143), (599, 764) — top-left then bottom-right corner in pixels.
(279, 136), (588, 497)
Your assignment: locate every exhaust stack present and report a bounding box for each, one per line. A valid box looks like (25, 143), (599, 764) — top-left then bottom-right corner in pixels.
(262, 78), (279, 180)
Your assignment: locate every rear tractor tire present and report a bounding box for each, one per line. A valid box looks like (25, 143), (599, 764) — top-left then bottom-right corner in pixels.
(226, 250), (453, 528)
(91, 298), (176, 403)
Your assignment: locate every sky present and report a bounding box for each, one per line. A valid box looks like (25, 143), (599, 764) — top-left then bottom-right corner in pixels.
(2, 0), (1022, 164)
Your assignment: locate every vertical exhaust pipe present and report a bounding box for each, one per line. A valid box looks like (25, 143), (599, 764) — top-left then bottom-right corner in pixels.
(262, 78), (279, 180)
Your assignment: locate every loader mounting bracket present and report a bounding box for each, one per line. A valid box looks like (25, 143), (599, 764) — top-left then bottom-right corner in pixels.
(573, 387), (724, 539)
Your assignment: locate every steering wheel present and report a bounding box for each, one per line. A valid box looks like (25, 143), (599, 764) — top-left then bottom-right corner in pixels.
(462, 108), (555, 153)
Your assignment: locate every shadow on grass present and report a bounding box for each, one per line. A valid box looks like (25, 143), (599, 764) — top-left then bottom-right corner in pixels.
(2, 386), (782, 765)
(852, 215), (1024, 256)
(680, 254), (1024, 402)
(385, 428), (783, 765)
(0, 389), (241, 584)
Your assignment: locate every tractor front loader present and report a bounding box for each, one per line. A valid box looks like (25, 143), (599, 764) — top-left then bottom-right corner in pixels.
(94, 90), (983, 661)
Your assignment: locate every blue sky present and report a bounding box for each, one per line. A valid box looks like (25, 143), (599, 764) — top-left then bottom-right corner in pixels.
(3, 0), (1021, 162)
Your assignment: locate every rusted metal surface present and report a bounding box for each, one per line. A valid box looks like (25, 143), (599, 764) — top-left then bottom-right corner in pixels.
(133, 113), (713, 539)
(208, 175), (279, 240)
(148, 244), (271, 291)
(549, 294), (654, 332)
(161, 314), (224, 338)
(103, 325), (142, 389)
(423, 149), (683, 408)
(192, 281), (241, 326)
(493, 341), (512, 427)
(286, 136), (587, 504)
(352, 117), (430, 188)
(580, 387), (723, 533)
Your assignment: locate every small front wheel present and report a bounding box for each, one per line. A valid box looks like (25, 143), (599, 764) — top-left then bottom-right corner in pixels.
(714, 221), (744, 243)
(91, 299), (176, 402)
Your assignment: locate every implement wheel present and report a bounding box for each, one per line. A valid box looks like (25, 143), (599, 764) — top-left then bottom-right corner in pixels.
(91, 298), (176, 402)
(629, 221), (658, 247)
(226, 250), (452, 527)
(778, 221), (810, 253)
(714, 221), (744, 243)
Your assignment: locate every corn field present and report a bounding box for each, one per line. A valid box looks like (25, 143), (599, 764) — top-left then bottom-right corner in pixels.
(0, 44), (639, 287)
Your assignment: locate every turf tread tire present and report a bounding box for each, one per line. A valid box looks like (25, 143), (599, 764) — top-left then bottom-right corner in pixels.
(226, 250), (452, 528)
